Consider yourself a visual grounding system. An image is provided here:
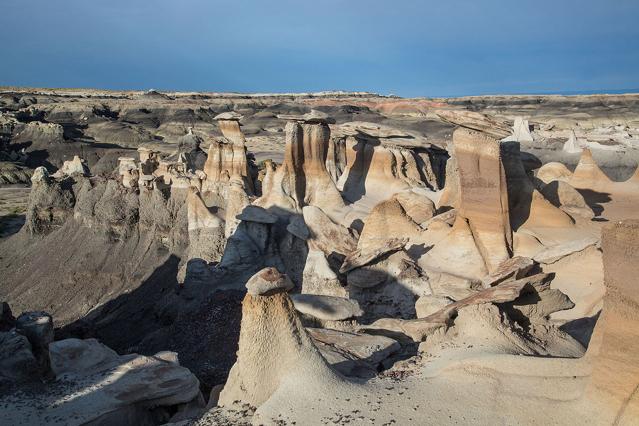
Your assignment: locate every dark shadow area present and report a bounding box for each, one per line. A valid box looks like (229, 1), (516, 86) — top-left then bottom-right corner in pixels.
(0, 213), (26, 238)
(576, 188), (612, 217)
(60, 254), (244, 393)
(501, 141), (534, 231)
(560, 311), (601, 348)
(405, 243), (432, 259)
(341, 135), (380, 203)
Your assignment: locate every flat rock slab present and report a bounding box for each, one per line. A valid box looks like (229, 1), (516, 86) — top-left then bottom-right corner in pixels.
(481, 256), (536, 288)
(236, 205), (277, 224)
(339, 237), (407, 274)
(0, 338), (201, 426)
(364, 276), (536, 342)
(308, 327), (400, 377)
(533, 237), (598, 264)
(290, 294), (363, 321)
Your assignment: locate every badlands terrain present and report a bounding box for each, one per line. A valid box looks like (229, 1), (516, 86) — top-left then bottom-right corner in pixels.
(0, 88), (638, 425)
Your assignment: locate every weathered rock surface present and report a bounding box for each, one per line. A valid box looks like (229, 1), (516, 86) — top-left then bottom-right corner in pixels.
(256, 118), (344, 216)
(481, 256), (537, 288)
(415, 295), (454, 319)
(449, 128), (512, 272)
(246, 267), (294, 296)
(291, 294), (363, 321)
(308, 327), (400, 377)
(219, 268), (345, 409)
(541, 180), (594, 219)
(0, 331), (38, 383)
(536, 161), (573, 185)
(533, 237), (599, 264)
(0, 337), (203, 426)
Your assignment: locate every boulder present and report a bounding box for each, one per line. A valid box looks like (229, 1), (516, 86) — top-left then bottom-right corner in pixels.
(500, 274), (575, 324)
(303, 205), (357, 257)
(394, 190), (437, 225)
(246, 267), (294, 296)
(0, 331), (38, 383)
(307, 328), (400, 377)
(357, 196), (422, 252)
(340, 237), (407, 274)
(290, 294), (363, 321)
(236, 205), (277, 224)
(0, 338), (204, 426)
(536, 162), (573, 185)
(286, 214), (309, 240)
(15, 311), (53, 374)
(540, 180), (594, 219)
(533, 237), (599, 264)
(49, 337), (121, 377)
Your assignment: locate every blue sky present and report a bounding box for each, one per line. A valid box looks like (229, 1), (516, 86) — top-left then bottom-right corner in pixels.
(1, 0), (638, 97)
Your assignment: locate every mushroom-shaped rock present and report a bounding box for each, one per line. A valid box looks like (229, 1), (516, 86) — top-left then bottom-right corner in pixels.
(290, 294), (363, 321)
(214, 111), (243, 121)
(219, 269), (347, 410)
(236, 205), (278, 224)
(246, 267), (294, 296)
(277, 109), (334, 124)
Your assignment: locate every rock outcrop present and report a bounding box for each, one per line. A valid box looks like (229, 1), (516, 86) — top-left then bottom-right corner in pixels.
(585, 220), (639, 423)
(448, 128), (512, 272)
(256, 115), (345, 218)
(219, 268), (344, 409)
(1, 337), (204, 425)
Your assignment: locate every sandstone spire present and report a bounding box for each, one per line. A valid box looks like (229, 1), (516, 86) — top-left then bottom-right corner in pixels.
(255, 112), (345, 217)
(452, 128), (512, 272)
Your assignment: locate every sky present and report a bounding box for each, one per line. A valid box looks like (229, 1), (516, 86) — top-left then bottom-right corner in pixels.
(1, 0), (638, 97)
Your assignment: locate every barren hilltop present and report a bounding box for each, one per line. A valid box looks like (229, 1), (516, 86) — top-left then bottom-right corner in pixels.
(1, 88), (638, 425)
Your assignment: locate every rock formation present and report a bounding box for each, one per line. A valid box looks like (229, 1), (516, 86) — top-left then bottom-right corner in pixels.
(503, 117), (534, 143)
(448, 128), (512, 272)
(219, 268), (345, 408)
(585, 220), (639, 422)
(256, 113), (345, 218)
